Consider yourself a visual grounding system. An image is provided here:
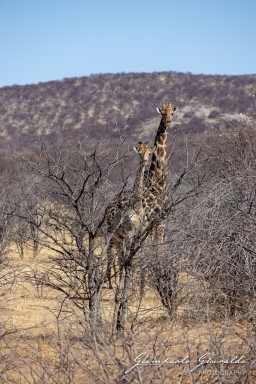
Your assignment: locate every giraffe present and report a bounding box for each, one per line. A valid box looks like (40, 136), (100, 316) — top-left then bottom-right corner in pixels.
(143, 101), (177, 244)
(106, 141), (153, 288)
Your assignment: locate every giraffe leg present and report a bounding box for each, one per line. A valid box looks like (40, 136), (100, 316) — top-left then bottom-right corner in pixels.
(149, 227), (155, 243)
(153, 221), (165, 258)
(106, 234), (123, 289)
(106, 241), (116, 289)
(106, 257), (113, 289)
(140, 266), (146, 298)
(17, 240), (25, 259)
(156, 221), (165, 245)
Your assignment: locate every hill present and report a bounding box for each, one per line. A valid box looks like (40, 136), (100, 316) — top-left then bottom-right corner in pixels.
(0, 71), (255, 150)
(0, 72), (256, 381)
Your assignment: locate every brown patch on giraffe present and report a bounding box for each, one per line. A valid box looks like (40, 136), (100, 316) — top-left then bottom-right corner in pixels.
(157, 136), (164, 145)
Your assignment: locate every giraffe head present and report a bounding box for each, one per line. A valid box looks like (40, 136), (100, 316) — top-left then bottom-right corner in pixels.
(133, 141), (154, 161)
(156, 101), (177, 129)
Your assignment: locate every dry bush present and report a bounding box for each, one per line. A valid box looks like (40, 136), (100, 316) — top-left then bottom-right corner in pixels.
(0, 115), (256, 382)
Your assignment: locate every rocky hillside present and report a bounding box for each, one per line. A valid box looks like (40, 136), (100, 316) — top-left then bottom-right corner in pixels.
(0, 72), (255, 150)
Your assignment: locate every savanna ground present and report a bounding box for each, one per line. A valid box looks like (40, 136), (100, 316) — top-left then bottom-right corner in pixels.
(0, 241), (255, 384)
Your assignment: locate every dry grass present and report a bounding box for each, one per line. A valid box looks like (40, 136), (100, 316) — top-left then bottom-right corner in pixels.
(0, 245), (255, 383)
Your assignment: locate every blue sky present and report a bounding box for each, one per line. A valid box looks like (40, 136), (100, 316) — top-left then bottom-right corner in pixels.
(0, 0), (255, 87)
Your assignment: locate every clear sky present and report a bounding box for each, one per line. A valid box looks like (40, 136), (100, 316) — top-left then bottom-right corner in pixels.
(0, 0), (255, 87)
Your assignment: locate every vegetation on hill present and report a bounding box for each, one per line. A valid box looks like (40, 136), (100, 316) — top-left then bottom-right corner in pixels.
(0, 71), (255, 150)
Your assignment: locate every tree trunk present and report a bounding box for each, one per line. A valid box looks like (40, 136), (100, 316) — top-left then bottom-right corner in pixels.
(113, 259), (132, 333)
(87, 236), (102, 326)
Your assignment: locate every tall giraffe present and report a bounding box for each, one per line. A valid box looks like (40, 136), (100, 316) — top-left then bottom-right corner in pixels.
(106, 141), (153, 288)
(143, 101), (177, 243)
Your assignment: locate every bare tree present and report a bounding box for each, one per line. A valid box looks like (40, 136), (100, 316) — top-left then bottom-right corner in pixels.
(5, 137), (136, 327)
(166, 121), (256, 321)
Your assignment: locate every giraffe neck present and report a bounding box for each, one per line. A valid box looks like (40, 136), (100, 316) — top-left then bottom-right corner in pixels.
(134, 156), (150, 197)
(147, 115), (168, 194)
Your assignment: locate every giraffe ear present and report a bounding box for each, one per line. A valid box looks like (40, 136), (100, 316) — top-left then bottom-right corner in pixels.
(171, 107), (178, 116)
(156, 107), (161, 114)
(133, 146), (139, 153)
